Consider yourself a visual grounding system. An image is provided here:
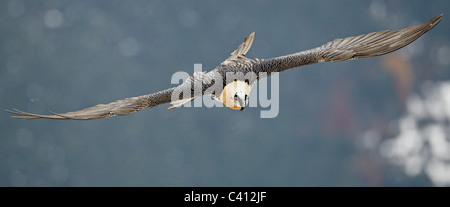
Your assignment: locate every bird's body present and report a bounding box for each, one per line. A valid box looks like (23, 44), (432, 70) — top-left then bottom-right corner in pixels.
(7, 15), (443, 120)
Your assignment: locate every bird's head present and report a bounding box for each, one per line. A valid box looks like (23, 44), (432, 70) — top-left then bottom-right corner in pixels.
(232, 91), (248, 111)
(221, 80), (251, 110)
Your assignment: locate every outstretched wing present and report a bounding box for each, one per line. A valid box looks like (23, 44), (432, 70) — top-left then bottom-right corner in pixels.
(259, 14), (442, 73)
(221, 32), (255, 66)
(6, 87), (175, 120)
(7, 31), (246, 119)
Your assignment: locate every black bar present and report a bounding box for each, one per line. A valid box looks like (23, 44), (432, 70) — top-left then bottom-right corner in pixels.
(1, 187), (447, 206)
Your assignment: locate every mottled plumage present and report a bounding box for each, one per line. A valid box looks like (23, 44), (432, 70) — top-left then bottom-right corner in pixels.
(7, 15), (442, 120)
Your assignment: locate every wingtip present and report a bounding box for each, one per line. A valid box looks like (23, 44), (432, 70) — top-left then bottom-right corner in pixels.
(432, 14), (443, 23)
(245, 32), (255, 41)
(5, 109), (15, 117)
(5, 108), (33, 119)
(426, 14), (443, 30)
(5, 108), (17, 114)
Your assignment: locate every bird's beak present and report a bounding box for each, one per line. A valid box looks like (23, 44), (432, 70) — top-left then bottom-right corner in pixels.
(240, 107), (245, 111)
(236, 93), (246, 108)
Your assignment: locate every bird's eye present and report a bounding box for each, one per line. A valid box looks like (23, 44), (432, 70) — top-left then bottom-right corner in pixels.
(234, 94), (238, 100)
(245, 94), (248, 100)
(245, 79), (249, 84)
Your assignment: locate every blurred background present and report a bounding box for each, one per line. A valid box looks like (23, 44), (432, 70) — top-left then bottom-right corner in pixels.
(1, 0), (449, 186)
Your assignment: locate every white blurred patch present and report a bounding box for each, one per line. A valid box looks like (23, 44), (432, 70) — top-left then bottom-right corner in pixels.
(118, 37), (139, 57)
(426, 159), (450, 187)
(44, 9), (64, 28)
(440, 83), (450, 118)
(407, 95), (425, 119)
(426, 124), (450, 160)
(405, 155), (425, 176)
(421, 83), (446, 122)
(372, 81), (450, 186)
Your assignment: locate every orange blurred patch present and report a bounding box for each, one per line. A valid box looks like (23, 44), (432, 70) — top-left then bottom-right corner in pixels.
(382, 54), (414, 106)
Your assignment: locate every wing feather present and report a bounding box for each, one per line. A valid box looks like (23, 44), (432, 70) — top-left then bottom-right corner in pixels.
(6, 87), (175, 120)
(221, 32), (255, 66)
(260, 14), (442, 73)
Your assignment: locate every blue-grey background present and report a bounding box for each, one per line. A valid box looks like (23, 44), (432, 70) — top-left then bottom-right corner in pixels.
(1, 0), (449, 186)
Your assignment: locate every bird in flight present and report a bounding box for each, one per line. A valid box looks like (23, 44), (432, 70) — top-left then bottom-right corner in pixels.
(7, 15), (442, 120)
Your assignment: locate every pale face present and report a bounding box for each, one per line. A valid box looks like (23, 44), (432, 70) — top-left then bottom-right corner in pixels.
(219, 80), (251, 110)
